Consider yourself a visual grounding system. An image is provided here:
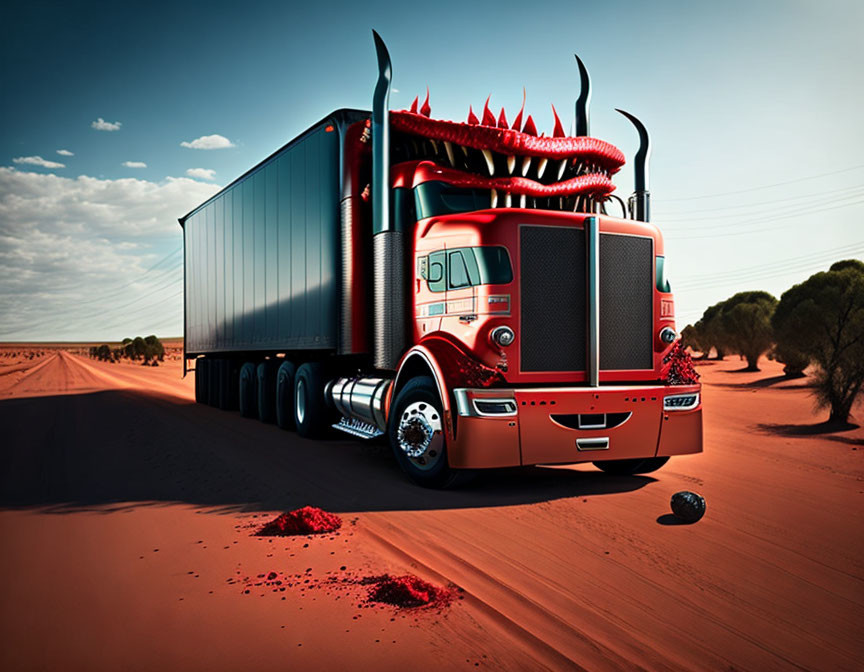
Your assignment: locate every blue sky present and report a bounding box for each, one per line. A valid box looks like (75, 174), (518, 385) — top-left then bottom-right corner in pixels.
(1, 0), (862, 341)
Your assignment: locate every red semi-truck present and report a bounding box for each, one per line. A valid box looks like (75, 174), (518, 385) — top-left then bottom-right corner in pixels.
(179, 33), (702, 487)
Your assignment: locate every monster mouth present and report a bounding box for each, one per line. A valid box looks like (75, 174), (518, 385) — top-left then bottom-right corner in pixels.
(405, 161), (614, 207)
(388, 94), (625, 202)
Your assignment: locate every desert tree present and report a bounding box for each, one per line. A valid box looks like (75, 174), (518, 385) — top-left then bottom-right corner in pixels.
(773, 259), (864, 425)
(695, 301), (729, 360)
(680, 324), (706, 356)
(717, 291), (777, 371)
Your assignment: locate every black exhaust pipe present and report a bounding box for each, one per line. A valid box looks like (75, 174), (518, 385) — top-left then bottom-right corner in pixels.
(574, 54), (591, 137)
(371, 31), (405, 370)
(615, 109), (651, 222)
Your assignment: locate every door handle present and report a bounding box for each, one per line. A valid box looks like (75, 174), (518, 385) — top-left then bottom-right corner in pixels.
(459, 314), (478, 323)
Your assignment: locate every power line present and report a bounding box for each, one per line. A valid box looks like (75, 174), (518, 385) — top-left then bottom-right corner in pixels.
(656, 185), (864, 222)
(661, 164), (864, 202)
(666, 198), (864, 240)
(675, 242), (864, 287)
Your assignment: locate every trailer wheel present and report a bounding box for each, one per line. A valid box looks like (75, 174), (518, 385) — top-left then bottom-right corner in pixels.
(194, 358), (208, 404)
(294, 362), (332, 438)
(207, 359), (222, 407)
(275, 361), (297, 430)
(257, 361), (279, 423)
(388, 377), (462, 489)
(220, 360), (239, 411)
(593, 456), (670, 475)
(239, 362), (258, 419)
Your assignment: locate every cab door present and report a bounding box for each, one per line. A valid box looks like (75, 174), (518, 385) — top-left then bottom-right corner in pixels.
(441, 248), (479, 343)
(414, 250), (446, 337)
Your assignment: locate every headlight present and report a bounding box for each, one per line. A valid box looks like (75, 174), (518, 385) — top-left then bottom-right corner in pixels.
(664, 393), (699, 411)
(490, 326), (515, 347)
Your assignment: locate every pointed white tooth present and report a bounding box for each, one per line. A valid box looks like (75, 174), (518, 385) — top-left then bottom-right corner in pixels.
(490, 188), (498, 208)
(506, 155), (516, 174)
(481, 149), (495, 176)
(557, 159), (567, 181)
(444, 141), (455, 167)
(461, 145), (469, 157)
(429, 139), (439, 155)
(521, 156), (532, 176)
(537, 158), (548, 179)
(519, 194), (526, 208)
(504, 192), (512, 207)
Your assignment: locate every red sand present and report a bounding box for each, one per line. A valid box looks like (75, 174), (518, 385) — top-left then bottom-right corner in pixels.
(365, 574), (454, 609)
(256, 507), (343, 536)
(0, 349), (862, 671)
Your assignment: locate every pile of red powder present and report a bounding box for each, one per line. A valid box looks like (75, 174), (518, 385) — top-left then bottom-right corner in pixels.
(365, 574), (454, 609)
(255, 506), (342, 536)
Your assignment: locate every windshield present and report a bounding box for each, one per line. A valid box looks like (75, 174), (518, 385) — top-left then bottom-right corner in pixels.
(414, 181), (490, 219)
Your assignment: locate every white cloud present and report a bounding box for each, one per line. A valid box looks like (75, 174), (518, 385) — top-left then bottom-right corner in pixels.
(123, 161), (147, 168)
(180, 134), (235, 150)
(186, 167), (216, 181)
(13, 156), (65, 169)
(0, 167), (221, 341)
(91, 117), (122, 131)
(57, 149), (74, 156)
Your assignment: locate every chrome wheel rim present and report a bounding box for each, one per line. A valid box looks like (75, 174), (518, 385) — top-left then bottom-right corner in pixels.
(397, 401), (444, 471)
(296, 378), (306, 424)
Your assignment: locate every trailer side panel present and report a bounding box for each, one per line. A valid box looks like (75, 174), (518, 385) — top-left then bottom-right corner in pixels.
(184, 123), (340, 355)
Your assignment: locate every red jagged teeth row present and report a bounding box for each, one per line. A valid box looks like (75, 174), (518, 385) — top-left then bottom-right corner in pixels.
(390, 110), (624, 170)
(421, 163), (614, 197)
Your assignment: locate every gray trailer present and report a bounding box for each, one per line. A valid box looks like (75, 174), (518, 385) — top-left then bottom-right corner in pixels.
(180, 109), (370, 360)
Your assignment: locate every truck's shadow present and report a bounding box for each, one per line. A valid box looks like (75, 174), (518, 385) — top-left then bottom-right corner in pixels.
(0, 389), (655, 515)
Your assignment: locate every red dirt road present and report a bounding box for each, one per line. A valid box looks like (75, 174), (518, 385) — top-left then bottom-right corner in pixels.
(1, 351), (862, 671)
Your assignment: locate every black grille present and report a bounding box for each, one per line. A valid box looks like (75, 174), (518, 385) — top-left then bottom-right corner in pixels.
(520, 226), (585, 371)
(599, 234), (653, 370)
(519, 225), (653, 373)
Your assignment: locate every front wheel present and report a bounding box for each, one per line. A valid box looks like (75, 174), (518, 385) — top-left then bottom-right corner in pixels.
(388, 377), (463, 489)
(593, 456), (669, 475)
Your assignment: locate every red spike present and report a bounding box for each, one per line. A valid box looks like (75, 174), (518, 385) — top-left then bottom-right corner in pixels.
(467, 105), (479, 125)
(512, 87), (526, 130)
(420, 88), (431, 117)
(409, 96), (418, 114)
(522, 114), (538, 136)
(482, 95), (496, 126)
(497, 107), (508, 129)
(551, 103), (565, 137)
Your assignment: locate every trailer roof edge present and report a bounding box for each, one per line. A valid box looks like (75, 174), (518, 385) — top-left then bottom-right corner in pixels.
(178, 108), (370, 227)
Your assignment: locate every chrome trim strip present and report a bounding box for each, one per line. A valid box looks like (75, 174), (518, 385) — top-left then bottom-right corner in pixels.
(663, 392), (701, 411)
(586, 216), (599, 387)
(453, 388), (472, 417)
(576, 437), (609, 451)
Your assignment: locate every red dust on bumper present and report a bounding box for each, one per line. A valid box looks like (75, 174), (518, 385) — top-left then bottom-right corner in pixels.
(449, 384), (702, 469)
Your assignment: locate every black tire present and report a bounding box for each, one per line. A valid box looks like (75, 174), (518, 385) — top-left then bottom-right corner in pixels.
(239, 362), (258, 419)
(593, 456), (670, 475)
(257, 360), (279, 423)
(207, 358), (221, 407)
(388, 376), (462, 489)
(220, 360), (239, 411)
(294, 362), (332, 438)
(195, 358), (209, 405)
(275, 361), (297, 430)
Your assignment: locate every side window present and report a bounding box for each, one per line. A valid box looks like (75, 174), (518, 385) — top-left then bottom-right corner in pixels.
(448, 250), (471, 289)
(427, 251), (446, 292)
